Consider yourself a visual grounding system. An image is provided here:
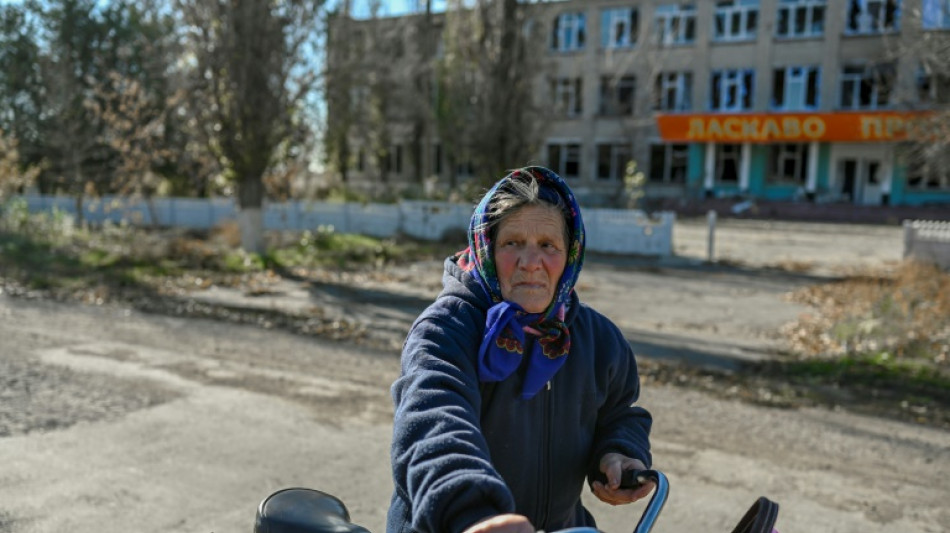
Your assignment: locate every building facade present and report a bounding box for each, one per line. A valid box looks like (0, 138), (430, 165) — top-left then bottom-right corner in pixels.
(329, 0), (950, 207)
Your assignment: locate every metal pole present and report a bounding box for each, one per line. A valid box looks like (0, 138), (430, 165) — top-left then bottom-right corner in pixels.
(707, 210), (717, 263)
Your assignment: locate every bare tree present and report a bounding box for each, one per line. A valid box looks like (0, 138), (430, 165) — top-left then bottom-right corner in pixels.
(176, 0), (323, 253)
(889, 6), (950, 191)
(325, 0), (550, 195)
(437, 0), (550, 187)
(0, 129), (40, 203)
(90, 71), (178, 224)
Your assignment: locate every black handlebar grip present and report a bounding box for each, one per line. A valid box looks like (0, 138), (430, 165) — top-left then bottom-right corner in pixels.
(591, 468), (648, 490)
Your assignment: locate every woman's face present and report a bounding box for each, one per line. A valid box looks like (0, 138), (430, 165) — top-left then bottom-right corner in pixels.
(493, 204), (568, 314)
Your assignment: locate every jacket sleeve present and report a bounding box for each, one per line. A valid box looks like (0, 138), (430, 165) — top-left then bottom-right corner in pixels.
(589, 318), (653, 471)
(391, 300), (516, 533)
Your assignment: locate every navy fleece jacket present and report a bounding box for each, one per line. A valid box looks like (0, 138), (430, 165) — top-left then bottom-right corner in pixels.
(387, 257), (652, 533)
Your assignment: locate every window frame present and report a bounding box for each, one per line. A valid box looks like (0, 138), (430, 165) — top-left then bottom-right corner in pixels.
(385, 144), (403, 175)
(771, 65), (821, 110)
(547, 142), (582, 179)
(602, 7), (639, 49)
(710, 69), (755, 112)
(649, 143), (689, 183)
(655, 4), (697, 46)
(768, 143), (810, 185)
(599, 75), (637, 116)
(917, 66), (950, 105)
(552, 11), (587, 52)
(713, 0), (760, 42)
(839, 64), (895, 110)
(553, 77), (584, 117)
(715, 143), (743, 184)
(775, 0), (826, 38)
(596, 143), (633, 181)
(907, 163), (950, 190)
(844, 0), (901, 35)
(654, 71), (693, 112)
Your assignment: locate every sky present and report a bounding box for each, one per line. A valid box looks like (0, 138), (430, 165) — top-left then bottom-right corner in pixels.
(347, 0), (448, 19)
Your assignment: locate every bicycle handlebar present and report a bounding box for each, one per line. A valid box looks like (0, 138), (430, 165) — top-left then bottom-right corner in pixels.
(256, 469), (778, 533)
(582, 469), (669, 533)
(256, 470), (670, 533)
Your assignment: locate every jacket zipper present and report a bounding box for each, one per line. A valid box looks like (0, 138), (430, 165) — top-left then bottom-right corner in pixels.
(538, 379), (553, 528)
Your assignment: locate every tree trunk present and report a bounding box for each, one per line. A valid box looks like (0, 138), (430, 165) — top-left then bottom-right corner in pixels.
(238, 206), (264, 255)
(73, 162), (85, 228)
(237, 174), (266, 254)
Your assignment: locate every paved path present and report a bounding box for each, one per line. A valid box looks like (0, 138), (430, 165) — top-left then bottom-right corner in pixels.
(1, 296), (947, 533)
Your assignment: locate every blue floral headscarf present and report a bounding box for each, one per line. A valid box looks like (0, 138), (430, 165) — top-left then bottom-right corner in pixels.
(456, 166), (586, 399)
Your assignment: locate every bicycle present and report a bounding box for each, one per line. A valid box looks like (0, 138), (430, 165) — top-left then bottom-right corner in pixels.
(253, 469), (780, 533)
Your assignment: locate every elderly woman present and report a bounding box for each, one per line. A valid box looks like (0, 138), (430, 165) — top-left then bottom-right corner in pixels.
(388, 166), (653, 533)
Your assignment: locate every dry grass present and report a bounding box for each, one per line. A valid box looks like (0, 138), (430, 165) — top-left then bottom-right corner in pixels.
(783, 261), (950, 366)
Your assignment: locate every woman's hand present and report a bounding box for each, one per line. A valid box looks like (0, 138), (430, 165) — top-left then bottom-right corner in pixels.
(462, 513), (534, 533)
(590, 453), (656, 506)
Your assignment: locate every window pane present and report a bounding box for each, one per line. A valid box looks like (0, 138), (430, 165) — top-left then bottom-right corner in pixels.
(649, 145), (666, 182)
(574, 78), (583, 114)
(787, 74), (803, 109)
(769, 145), (780, 176)
(812, 6), (825, 32)
(868, 2), (882, 28)
(565, 145), (580, 177)
(683, 74), (693, 109)
(847, 4), (859, 31)
(598, 145), (611, 179)
(783, 157), (796, 177)
(742, 71), (754, 108)
(794, 6), (806, 33)
(877, 76), (891, 105)
(670, 145), (688, 183)
(800, 145), (810, 181)
(686, 17), (696, 39)
(884, 0), (898, 28)
(773, 69), (785, 107)
(860, 77), (874, 106)
(548, 145), (561, 172)
(712, 73), (722, 109)
(842, 79), (855, 107)
(806, 69), (819, 106)
(777, 9), (789, 34)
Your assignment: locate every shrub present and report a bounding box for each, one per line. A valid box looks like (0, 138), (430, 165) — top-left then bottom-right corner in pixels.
(784, 261), (950, 366)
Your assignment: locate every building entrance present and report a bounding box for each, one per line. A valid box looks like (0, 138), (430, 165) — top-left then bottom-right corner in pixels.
(837, 158), (882, 205)
(832, 145), (891, 206)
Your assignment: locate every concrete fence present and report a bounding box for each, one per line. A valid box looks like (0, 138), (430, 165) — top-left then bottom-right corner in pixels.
(903, 219), (950, 268)
(12, 195), (675, 256)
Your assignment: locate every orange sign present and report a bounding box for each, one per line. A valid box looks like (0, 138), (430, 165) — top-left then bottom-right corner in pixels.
(656, 111), (937, 143)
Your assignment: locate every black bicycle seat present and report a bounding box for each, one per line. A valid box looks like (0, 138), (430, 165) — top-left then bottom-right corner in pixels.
(255, 488), (371, 533)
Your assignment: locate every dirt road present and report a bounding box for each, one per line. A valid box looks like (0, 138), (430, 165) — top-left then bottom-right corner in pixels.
(1, 219), (947, 533)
